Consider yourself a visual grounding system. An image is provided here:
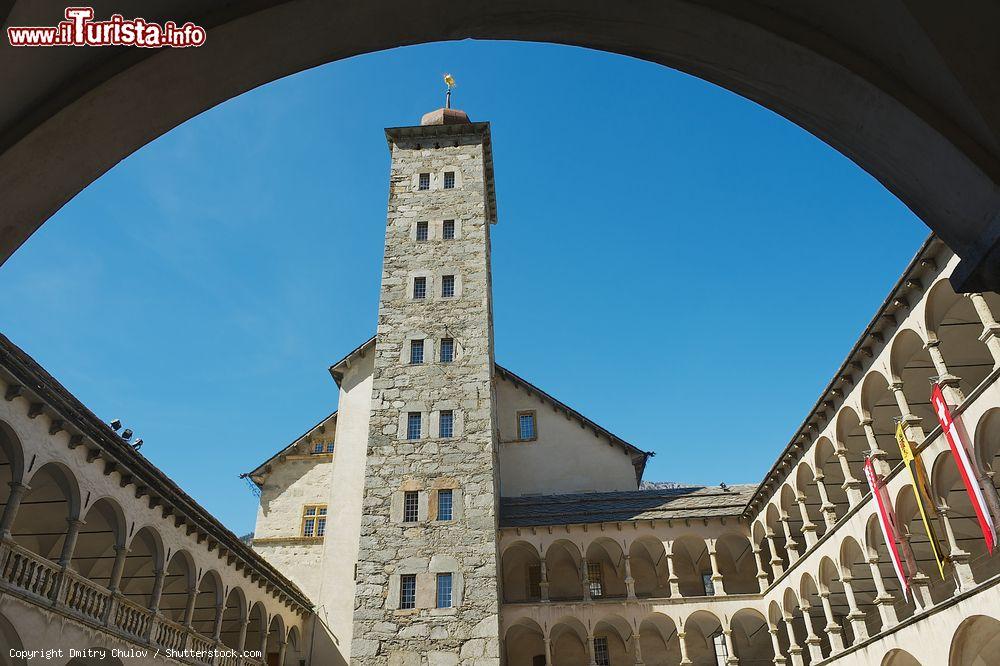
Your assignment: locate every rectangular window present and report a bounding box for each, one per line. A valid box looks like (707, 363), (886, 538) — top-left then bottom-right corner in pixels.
(416, 221), (429, 241)
(594, 637), (610, 666)
(400, 574), (417, 609)
(518, 412), (537, 441)
(527, 564), (542, 599)
(325, 442), (335, 453)
(407, 412), (422, 440)
(439, 337), (454, 363)
(441, 275), (455, 298)
(442, 219), (455, 240)
(301, 505), (327, 537)
(410, 339), (424, 364)
(413, 277), (427, 300)
(403, 491), (419, 523)
(436, 573), (453, 608)
(443, 171), (455, 189)
(313, 442), (323, 453)
(437, 489), (453, 521)
(418, 173), (430, 190)
(702, 572), (715, 596)
(587, 561), (604, 598)
(439, 410), (454, 439)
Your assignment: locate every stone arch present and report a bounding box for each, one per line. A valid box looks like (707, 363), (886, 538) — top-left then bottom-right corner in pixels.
(11, 460), (81, 562)
(860, 371), (904, 470)
(795, 461), (827, 539)
(781, 586), (810, 666)
(779, 484), (805, 560)
(504, 617), (546, 666)
(502, 540), (542, 603)
(160, 549), (197, 624)
(284, 625), (304, 666)
(888, 328), (938, 428)
(865, 514), (916, 622)
(818, 555), (855, 648)
(629, 535), (669, 598)
(839, 535), (882, 638)
(543, 539), (583, 602)
(814, 435), (854, 515)
(74, 496), (127, 584)
(119, 525), (165, 610)
(265, 613), (286, 665)
(924, 280), (999, 394)
(764, 503), (790, 571)
(751, 521), (775, 587)
(585, 536), (627, 599)
(639, 612), (680, 666)
(684, 609), (725, 665)
(219, 586), (248, 649)
(191, 569), (224, 639)
(731, 607), (773, 665)
(550, 615), (588, 666)
(768, 600), (791, 663)
(714, 532), (758, 594)
(974, 407), (1000, 495)
(0, 610), (26, 665)
(0, 420), (25, 487)
(593, 614), (634, 665)
(883, 648), (923, 666)
(893, 482), (955, 603)
(950, 614), (1000, 665)
(931, 450), (996, 583)
(799, 572), (832, 659)
(671, 534), (711, 597)
(245, 601), (267, 654)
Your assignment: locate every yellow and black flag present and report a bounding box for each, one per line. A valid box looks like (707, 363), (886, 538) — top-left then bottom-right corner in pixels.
(896, 423), (947, 579)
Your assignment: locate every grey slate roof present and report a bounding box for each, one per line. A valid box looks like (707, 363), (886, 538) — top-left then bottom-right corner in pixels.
(499, 484), (757, 527)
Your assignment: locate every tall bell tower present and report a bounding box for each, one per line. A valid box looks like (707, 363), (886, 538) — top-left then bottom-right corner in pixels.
(350, 100), (501, 664)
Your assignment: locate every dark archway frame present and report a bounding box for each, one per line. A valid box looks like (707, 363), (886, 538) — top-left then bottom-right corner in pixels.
(2, 1), (999, 289)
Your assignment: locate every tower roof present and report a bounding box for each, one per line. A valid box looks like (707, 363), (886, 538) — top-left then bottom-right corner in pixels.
(420, 107), (470, 126)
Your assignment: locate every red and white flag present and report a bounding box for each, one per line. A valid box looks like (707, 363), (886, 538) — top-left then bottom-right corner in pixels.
(864, 457), (913, 600)
(931, 384), (996, 554)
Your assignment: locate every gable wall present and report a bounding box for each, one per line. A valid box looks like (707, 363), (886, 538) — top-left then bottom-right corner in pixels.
(495, 373), (639, 496)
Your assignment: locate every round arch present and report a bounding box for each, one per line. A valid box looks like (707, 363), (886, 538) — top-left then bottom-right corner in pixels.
(950, 615), (1000, 666)
(883, 648), (923, 666)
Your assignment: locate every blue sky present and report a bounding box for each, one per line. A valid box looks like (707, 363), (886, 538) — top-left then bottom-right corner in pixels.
(0, 41), (929, 534)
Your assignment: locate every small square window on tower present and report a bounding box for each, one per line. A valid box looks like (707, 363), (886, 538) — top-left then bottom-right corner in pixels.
(518, 411), (537, 441)
(410, 339), (424, 364)
(436, 572), (453, 608)
(403, 491), (419, 523)
(413, 277), (427, 299)
(442, 220), (455, 240)
(418, 173), (430, 191)
(407, 412), (422, 440)
(439, 410), (454, 438)
(443, 171), (455, 189)
(437, 489), (453, 521)
(416, 221), (429, 241)
(441, 275), (455, 298)
(440, 337), (454, 363)
(400, 574), (417, 609)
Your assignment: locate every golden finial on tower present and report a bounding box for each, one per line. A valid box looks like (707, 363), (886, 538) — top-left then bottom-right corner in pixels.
(443, 73), (456, 109)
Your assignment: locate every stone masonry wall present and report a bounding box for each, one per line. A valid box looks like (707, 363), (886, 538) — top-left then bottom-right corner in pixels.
(351, 123), (501, 665)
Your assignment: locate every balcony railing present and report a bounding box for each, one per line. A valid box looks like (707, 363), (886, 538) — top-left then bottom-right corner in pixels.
(0, 539), (263, 665)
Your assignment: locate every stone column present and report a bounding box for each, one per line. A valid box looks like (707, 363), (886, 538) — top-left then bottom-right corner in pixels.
(767, 625), (787, 666)
(818, 590), (845, 653)
(890, 381), (925, 441)
(539, 560), (550, 602)
(580, 556), (592, 601)
(835, 448), (864, 506)
(624, 554), (636, 600)
(925, 339), (965, 403)
(632, 630), (644, 665)
(867, 556), (899, 628)
(765, 530), (785, 577)
(586, 632), (598, 666)
(937, 503), (976, 591)
(0, 481), (28, 539)
(663, 541), (680, 597)
(707, 539), (725, 595)
(782, 616), (804, 666)
(795, 493), (819, 548)
(779, 515), (800, 562)
(909, 571), (934, 611)
(813, 472), (838, 529)
(841, 574), (869, 641)
(212, 603), (224, 641)
(967, 292), (1000, 367)
(677, 630), (692, 665)
(236, 618), (249, 651)
(58, 518), (84, 567)
(148, 568), (166, 613)
(276, 640), (287, 666)
(723, 629), (738, 665)
(861, 418), (892, 477)
(543, 637), (552, 665)
(183, 586), (198, 627)
(752, 545), (770, 592)
(800, 602), (824, 662)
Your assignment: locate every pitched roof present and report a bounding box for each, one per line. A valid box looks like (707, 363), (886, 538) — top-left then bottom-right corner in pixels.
(241, 410), (337, 484)
(499, 484), (756, 527)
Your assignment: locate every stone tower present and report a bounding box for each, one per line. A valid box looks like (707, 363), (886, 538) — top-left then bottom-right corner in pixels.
(351, 106), (501, 664)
